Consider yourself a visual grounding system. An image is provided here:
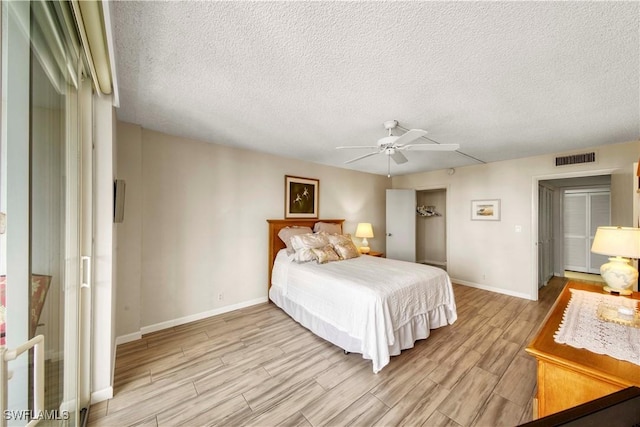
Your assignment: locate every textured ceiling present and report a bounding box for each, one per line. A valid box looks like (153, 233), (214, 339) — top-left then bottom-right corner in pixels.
(111, 1), (639, 176)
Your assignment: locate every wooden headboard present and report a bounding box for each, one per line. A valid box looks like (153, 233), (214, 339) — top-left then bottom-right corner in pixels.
(267, 218), (345, 295)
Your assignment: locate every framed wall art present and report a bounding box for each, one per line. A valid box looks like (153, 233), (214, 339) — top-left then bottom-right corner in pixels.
(285, 175), (319, 219)
(471, 199), (501, 221)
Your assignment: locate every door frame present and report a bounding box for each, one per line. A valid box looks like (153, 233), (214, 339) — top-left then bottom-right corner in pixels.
(530, 168), (616, 300)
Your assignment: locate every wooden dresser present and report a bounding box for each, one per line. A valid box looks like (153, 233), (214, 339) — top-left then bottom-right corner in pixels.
(525, 281), (640, 419)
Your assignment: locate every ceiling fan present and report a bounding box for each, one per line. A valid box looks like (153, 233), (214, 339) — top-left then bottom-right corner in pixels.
(336, 120), (459, 175)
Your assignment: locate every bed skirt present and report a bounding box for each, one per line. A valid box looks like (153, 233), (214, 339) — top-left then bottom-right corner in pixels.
(269, 285), (453, 372)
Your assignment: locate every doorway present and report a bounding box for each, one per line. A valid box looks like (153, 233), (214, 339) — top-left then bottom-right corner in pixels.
(536, 174), (612, 295)
(417, 189), (447, 270)
(386, 188), (449, 267)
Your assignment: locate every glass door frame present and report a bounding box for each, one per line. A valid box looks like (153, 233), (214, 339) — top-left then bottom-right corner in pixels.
(1, 0), (93, 424)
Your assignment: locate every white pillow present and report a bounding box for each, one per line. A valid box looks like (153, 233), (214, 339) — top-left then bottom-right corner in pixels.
(313, 222), (342, 234)
(278, 226), (313, 254)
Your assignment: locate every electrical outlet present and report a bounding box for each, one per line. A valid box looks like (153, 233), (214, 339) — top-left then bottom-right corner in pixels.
(218, 293), (224, 301)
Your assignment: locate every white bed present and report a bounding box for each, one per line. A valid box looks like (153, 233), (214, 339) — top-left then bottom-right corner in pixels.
(269, 247), (457, 373)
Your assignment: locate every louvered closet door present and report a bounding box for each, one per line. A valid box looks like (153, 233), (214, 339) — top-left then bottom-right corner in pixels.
(563, 190), (610, 274)
(589, 192), (611, 272)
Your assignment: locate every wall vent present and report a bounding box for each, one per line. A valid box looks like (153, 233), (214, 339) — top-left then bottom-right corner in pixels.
(555, 152), (596, 167)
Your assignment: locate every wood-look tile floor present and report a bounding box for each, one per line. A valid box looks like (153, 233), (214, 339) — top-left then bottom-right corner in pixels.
(88, 278), (570, 427)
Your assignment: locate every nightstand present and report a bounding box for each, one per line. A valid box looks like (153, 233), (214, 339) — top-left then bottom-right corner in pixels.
(367, 251), (384, 257)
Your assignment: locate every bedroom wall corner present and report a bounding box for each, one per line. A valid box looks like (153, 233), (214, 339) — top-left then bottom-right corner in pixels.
(134, 126), (389, 329)
(115, 121), (143, 339)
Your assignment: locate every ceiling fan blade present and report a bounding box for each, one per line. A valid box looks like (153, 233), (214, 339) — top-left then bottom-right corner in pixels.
(402, 143), (460, 151)
(390, 151), (408, 164)
(344, 151), (380, 164)
(393, 129), (428, 146)
(336, 145), (378, 150)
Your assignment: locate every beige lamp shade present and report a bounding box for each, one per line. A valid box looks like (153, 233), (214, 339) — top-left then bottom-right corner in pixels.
(591, 226), (640, 259)
(355, 223), (374, 254)
(355, 223), (374, 239)
(591, 226), (640, 294)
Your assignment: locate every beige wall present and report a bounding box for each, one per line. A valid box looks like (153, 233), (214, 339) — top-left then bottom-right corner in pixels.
(115, 122), (389, 339)
(114, 123), (142, 340)
(393, 140), (639, 300)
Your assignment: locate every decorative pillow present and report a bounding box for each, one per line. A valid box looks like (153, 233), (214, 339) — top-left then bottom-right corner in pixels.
(313, 222), (342, 235)
(326, 233), (360, 260)
(312, 245), (341, 264)
(333, 241), (360, 260)
(278, 226), (313, 254)
(291, 233), (329, 263)
(326, 233), (352, 246)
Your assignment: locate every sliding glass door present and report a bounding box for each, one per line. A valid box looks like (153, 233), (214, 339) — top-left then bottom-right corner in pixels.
(1, 1), (91, 424)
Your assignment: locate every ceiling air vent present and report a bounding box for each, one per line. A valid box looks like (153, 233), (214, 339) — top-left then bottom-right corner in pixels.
(555, 152), (596, 167)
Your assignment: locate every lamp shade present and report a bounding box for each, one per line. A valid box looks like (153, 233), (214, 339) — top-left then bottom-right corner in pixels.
(591, 226), (640, 259)
(355, 223), (374, 239)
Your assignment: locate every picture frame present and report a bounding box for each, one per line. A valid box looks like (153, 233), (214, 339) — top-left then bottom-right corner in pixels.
(285, 175), (319, 219)
(471, 199), (501, 221)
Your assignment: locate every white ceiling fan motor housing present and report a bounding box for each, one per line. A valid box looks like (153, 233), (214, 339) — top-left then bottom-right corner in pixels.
(378, 135), (399, 148)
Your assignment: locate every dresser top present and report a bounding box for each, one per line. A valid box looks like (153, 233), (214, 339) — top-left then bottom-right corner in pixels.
(526, 281), (640, 386)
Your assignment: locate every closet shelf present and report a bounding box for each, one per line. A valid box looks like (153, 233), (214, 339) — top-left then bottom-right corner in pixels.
(417, 205), (442, 217)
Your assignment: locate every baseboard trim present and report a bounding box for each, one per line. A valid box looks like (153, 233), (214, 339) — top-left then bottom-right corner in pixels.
(90, 386), (113, 404)
(452, 279), (533, 300)
(115, 331), (142, 346)
(139, 296), (269, 336)
(419, 259), (447, 266)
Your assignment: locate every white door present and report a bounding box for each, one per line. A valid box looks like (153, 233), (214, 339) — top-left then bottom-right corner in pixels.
(386, 189), (416, 262)
(538, 185), (554, 287)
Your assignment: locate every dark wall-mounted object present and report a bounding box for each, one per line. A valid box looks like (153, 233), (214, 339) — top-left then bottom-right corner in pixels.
(113, 179), (126, 223)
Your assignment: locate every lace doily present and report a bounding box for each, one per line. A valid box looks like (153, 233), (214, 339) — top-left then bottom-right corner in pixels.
(554, 289), (640, 365)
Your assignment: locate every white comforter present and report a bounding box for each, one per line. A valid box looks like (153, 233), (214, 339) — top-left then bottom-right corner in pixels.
(271, 250), (457, 372)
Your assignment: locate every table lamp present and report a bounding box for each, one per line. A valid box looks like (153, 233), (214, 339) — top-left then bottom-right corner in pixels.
(355, 223), (374, 254)
(591, 226), (640, 295)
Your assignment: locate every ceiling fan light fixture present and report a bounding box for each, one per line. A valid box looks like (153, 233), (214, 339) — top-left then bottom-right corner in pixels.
(378, 136), (398, 147)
